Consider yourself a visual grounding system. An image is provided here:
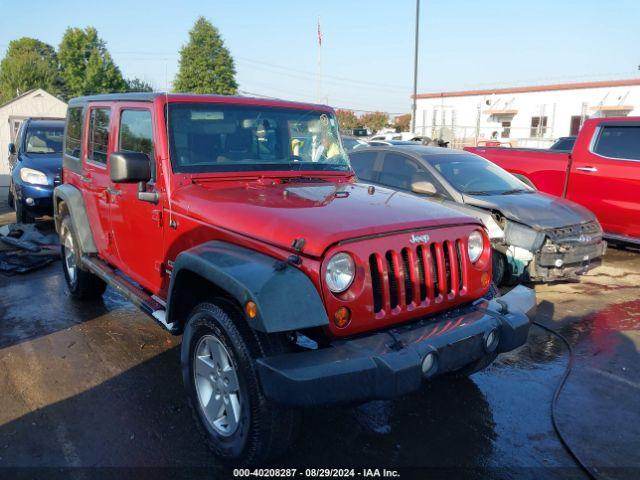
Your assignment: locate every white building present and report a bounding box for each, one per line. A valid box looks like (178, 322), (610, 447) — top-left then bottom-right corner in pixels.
(0, 89), (67, 186)
(413, 78), (640, 148)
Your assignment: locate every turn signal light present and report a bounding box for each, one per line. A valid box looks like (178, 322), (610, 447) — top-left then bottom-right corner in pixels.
(333, 307), (351, 328)
(245, 301), (258, 319)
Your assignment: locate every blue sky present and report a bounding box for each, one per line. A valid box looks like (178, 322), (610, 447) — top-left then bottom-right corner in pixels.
(1, 0), (638, 113)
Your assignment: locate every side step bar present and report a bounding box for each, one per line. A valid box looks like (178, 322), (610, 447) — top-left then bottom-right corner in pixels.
(81, 255), (177, 332)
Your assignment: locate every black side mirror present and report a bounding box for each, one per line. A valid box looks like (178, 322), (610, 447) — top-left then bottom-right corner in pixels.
(8, 143), (16, 155)
(110, 151), (151, 183)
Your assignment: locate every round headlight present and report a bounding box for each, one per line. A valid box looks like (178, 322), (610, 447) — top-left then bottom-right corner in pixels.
(325, 252), (355, 293)
(468, 230), (484, 263)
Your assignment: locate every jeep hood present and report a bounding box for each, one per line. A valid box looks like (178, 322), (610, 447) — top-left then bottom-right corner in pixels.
(462, 191), (596, 230)
(175, 180), (477, 257)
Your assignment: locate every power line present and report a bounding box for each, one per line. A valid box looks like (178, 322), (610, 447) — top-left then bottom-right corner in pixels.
(238, 89), (406, 115)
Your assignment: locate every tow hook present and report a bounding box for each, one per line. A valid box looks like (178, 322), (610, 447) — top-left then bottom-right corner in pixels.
(386, 330), (405, 351)
(495, 299), (509, 314)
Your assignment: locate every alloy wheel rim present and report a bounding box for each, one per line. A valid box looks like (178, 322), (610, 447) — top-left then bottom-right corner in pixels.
(63, 230), (77, 285)
(193, 334), (242, 437)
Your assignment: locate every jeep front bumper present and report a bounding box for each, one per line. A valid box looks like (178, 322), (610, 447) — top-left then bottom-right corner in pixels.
(257, 285), (535, 406)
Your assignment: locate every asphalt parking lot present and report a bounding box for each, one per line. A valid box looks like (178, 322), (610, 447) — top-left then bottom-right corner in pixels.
(0, 187), (639, 479)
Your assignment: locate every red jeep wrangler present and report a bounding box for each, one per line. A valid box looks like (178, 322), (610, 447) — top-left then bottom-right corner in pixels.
(54, 93), (535, 464)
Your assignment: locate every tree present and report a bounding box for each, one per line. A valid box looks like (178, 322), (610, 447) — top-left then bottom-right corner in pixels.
(335, 109), (359, 131)
(126, 77), (153, 92)
(0, 38), (62, 102)
(393, 114), (411, 132)
(360, 111), (389, 135)
(174, 17), (238, 95)
(58, 27), (126, 98)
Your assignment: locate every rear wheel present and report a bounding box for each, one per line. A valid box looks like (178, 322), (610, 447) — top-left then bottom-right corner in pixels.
(182, 302), (299, 465)
(60, 213), (106, 299)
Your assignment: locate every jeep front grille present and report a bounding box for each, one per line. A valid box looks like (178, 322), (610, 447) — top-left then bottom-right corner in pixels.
(547, 221), (602, 243)
(369, 239), (467, 314)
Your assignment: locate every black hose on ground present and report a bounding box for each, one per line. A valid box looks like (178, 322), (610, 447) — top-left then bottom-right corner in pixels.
(532, 321), (599, 480)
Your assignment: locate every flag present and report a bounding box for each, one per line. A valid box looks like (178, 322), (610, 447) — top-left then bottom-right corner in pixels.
(317, 18), (322, 46)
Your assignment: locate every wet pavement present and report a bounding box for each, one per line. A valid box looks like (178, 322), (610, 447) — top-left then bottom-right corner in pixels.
(0, 191), (639, 479)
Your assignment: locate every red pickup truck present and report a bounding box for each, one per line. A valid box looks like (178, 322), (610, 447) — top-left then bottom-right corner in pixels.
(466, 117), (640, 244)
(53, 93), (535, 465)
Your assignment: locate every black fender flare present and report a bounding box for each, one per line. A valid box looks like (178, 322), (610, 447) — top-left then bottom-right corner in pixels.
(166, 241), (330, 334)
(53, 184), (97, 254)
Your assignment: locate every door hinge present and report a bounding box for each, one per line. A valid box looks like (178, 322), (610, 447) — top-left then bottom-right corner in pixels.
(151, 209), (162, 227)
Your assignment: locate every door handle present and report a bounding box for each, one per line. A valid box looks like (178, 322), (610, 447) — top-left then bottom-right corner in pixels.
(80, 175), (93, 183)
(106, 187), (122, 196)
(576, 166), (598, 173)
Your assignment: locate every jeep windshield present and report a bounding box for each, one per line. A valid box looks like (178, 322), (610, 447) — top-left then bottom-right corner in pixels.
(167, 103), (351, 173)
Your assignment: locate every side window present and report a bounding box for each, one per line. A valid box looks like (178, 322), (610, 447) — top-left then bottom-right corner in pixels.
(119, 109), (155, 178)
(65, 107), (84, 158)
(593, 125), (640, 161)
(88, 108), (111, 164)
(380, 153), (436, 191)
(349, 151), (378, 182)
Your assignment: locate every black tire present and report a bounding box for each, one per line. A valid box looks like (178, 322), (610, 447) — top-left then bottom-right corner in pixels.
(15, 200), (34, 224)
(491, 249), (506, 286)
(182, 302), (299, 466)
(7, 187), (14, 208)
(60, 213), (107, 300)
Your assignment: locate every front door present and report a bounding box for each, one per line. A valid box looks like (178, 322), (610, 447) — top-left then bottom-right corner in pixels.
(108, 105), (165, 292)
(566, 122), (640, 239)
(82, 105), (114, 259)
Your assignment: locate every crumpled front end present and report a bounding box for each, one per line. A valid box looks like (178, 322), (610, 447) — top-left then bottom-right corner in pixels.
(528, 221), (607, 281)
(493, 219), (606, 282)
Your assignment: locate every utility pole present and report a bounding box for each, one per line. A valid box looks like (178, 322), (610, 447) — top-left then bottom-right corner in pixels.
(411, 0), (420, 133)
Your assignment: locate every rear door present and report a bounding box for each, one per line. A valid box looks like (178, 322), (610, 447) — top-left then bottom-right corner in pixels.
(566, 122), (640, 239)
(108, 104), (165, 292)
(82, 104), (114, 259)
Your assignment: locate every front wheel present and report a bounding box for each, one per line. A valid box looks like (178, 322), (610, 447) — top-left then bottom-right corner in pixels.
(7, 187), (14, 208)
(60, 213), (106, 299)
(182, 302), (299, 465)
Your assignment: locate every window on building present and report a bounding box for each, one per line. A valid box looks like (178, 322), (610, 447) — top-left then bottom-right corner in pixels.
(119, 109), (155, 178)
(501, 121), (511, 138)
(593, 125), (640, 161)
(65, 108), (84, 158)
(530, 116), (548, 138)
(570, 115), (582, 136)
(88, 108), (111, 164)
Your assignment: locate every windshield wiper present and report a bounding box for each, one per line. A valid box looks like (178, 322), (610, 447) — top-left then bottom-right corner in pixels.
(500, 188), (530, 195)
(464, 190), (491, 196)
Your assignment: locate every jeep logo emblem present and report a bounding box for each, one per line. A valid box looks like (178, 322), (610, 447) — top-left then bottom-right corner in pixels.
(410, 234), (430, 244)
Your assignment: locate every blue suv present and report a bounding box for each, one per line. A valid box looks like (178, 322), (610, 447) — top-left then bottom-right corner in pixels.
(7, 118), (65, 223)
